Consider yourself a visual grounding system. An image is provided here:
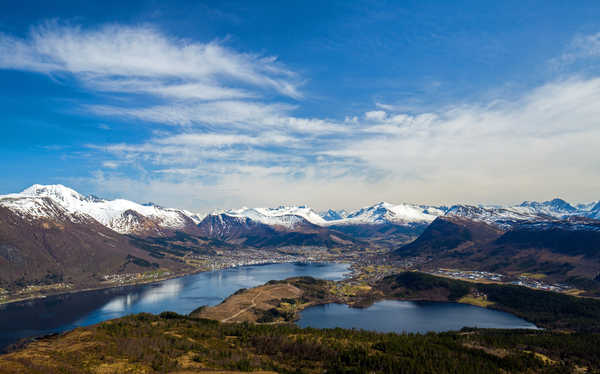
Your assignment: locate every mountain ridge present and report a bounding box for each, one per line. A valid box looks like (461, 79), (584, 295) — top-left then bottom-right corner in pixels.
(2, 183), (599, 243)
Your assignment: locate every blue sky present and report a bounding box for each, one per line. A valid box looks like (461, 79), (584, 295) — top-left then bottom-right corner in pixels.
(2, 0), (600, 211)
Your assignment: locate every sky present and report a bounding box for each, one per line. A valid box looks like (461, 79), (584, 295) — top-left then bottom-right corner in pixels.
(1, 0), (600, 212)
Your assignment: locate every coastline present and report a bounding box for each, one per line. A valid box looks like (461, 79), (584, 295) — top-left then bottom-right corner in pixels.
(0, 268), (202, 307)
(0, 259), (348, 307)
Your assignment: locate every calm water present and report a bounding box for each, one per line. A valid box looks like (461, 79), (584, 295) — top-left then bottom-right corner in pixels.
(0, 262), (538, 351)
(0, 262), (349, 351)
(298, 300), (538, 333)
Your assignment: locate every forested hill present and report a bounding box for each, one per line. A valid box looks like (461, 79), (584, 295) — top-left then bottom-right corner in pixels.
(1, 312), (599, 373)
(375, 272), (600, 332)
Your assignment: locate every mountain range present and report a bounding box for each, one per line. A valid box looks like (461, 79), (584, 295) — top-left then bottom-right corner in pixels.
(1, 184), (599, 294)
(3, 184), (599, 237)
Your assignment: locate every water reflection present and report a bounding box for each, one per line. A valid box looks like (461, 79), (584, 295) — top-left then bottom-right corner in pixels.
(138, 279), (183, 305)
(0, 262), (350, 350)
(298, 300), (538, 333)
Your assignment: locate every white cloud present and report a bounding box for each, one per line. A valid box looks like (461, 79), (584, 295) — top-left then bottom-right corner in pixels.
(567, 32), (600, 60)
(364, 110), (387, 121)
(551, 31), (600, 70)
(4, 23), (600, 209)
(88, 100), (296, 126)
(102, 161), (120, 169)
(0, 23), (302, 99)
(86, 76), (600, 210)
(324, 77), (600, 205)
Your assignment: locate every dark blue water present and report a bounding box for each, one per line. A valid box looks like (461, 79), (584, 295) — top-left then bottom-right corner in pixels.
(298, 300), (538, 333)
(0, 262), (349, 350)
(0, 263), (538, 351)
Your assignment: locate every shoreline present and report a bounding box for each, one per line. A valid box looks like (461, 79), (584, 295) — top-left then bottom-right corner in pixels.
(0, 259), (348, 308)
(0, 269), (201, 307)
(191, 276), (541, 332)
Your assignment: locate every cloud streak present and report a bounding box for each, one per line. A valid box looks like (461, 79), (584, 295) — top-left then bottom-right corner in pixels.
(0, 22), (302, 102)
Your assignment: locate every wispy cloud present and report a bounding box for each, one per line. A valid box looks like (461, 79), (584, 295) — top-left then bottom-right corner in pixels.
(0, 23), (302, 99)
(88, 100), (296, 127)
(3, 23), (600, 210)
(86, 76), (600, 210)
(551, 31), (600, 71)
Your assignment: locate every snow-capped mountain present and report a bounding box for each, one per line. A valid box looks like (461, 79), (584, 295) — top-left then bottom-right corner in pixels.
(209, 205), (327, 229)
(207, 202), (451, 229)
(0, 192), (95, 224)
(444, 205), (544, 229)
(516, 198), (577, 218)
(586, 202), (600, 220)
(2, 184), (599, 237)
(444, 198), (600, 229)
(320, 209), (349, 221)
(324, 202), (445, 226)
(0, 184), (201, 236)
(576, 201), (598, 211)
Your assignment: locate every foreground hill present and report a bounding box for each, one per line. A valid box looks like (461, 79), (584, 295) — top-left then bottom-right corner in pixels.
(2, 313), (599, 374)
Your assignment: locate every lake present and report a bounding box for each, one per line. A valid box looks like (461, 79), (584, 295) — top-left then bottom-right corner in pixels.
(297, 300), (538, 333)
(0, 262), (537, 351)
(0, 262), (349, 351)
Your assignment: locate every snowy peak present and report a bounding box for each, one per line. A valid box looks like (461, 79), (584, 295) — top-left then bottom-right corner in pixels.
(21, 184), (86, 203)
(444, 204), (540, 229)
(0, 184), (201, 235)
(547, 198), (577, 212)
(518, 198), (577, 217)
(587, 202), (600, 220)
(203, 201), (446, 229)
(320, 209), (348, 221)
(327, 201), (444, 225)
(3, 184), (599, 236)
(211, 205), (326, 228)
(576, 201), (598, 211)
(443, 197), (600, 230)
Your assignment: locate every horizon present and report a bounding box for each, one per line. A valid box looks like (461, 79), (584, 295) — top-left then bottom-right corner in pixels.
(2, 1), (600, 210)
(2, 182), (597, 214)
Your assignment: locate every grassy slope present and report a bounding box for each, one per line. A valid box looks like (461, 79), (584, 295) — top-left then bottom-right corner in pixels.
(191, 277), (338, 323)
(1, 312), (599, 374)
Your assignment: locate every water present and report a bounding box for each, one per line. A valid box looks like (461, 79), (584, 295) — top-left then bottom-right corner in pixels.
(0, 262), (349, 350)
(297, 299), (538, 333)
(0, 263), (538, 351)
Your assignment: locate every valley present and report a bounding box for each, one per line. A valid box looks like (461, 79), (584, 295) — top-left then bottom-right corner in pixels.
(2, 183), (600, 372)
(2, 184), (600, 303)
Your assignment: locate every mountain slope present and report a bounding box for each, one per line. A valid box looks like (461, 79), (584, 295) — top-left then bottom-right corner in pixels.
(196, 213), (357, 248)
(396, 216), (504, 256)
(394, 215), (600, 284)
(0, 203), (187, 291)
